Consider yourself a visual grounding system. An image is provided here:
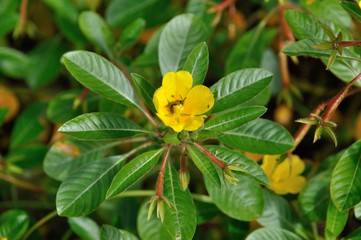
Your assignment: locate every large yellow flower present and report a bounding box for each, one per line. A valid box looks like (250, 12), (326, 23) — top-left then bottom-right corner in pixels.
(261, 154), (306, 195)
(153, 71), (214, 132)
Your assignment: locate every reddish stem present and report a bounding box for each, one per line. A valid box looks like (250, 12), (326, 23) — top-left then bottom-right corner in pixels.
(213, 0), (235, 12)
(156, 145), (172, 197)
(79, 88), (90, 102)
(20, 0), (28, 26)
(339, 41), (361, 48)
(180, 142), (187, 172)
(193, 143), (227, 169)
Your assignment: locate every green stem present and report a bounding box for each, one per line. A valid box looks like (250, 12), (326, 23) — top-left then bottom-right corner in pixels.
(22, 210), (58, 240)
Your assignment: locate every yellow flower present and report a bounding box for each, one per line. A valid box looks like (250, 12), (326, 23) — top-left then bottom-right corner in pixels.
(359, 0), (361, 9)
(261, 154), (306, 195)
(153, 71), (214, 132)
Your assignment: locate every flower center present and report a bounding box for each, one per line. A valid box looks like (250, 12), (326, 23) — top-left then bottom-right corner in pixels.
(168, 100), (184, 114)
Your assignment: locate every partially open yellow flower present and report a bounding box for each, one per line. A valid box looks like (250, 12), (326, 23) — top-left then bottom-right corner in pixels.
(153, 71), (214, 132)
(261, 154), (306, 195)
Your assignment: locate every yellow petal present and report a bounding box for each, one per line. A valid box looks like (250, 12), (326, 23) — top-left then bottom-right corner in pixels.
(183, 115), (205, 131)
(153, 87), (170, 115)
(271, 175), (307, 195)
(162, 71), (192, 102)
(273, 155), (305, 181)
(261, 155), (279, 177)
(183, 85), (214, 115)
(157, 113), (184, 132)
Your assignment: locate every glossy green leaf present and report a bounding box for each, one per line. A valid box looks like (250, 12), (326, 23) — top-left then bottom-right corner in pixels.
(158, 13), (208, 75)
(183, 42), (209, 86)
(106, 149), (164, 198)
(118, 18), (146, 52)
(43, 0), (78, 23)
(163, 163), (197, 240)
(62, 51), (140, 109)
(79, 11), (115, 58)
(27, 37), (66, 87)
(68, 217), (100, 240)
(133, 28), (161, 67)
(59, 112), (148, 140)
(10, 102), (47, 149)
(6, 144), (48, 169)
(341, 0), (361, 23)
(0, 47), (30, 79)
(226, 28), (277, 73)
(299, 171), (331, 221)
(331, 139), (361, 210)
(205, 174), (264, 221)
(101, 225), (139, 240)
(44, 138), (114, 181)
(325, 201), (348, 240)
(137, 199), (172, 240)
(220, 119), (294, 154)
(0, 12), (17, 37)
(56, 155), (126, 216)
(0, 209), (29, 240)
(204, 145), (269, 186)
(131, 73), (157, 113)
(257, 190), (297, 232)
(210, 69), (273, 113)
(187, 145), (221, 188)
(245, 227), (303, 240)
(204, 106), (266, 132)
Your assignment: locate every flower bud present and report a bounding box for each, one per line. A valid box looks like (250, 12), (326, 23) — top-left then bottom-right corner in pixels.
(178, 170), (190, 191)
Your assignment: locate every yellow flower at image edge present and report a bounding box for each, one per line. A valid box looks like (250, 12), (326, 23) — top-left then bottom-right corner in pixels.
(153, 71), (214, 132)
(261, 154), (306, 195)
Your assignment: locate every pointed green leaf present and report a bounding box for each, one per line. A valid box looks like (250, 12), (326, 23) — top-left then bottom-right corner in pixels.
(204, 106), (266, 132)
(118, 18), (146, 52)
(56, 155), (126, 216)
(62, 50), (140, 108)
(6, 144), (48, 169)
(131, 73), (157, 113)
(44, 138), (114, 181)
(101, 225), (139, 240)
(79, 11), (115, 58)
(205, 173), (263, 221)
(68, 217), (100, 240)
(331, 139), (361, 210)
(204, 145), (269, 186)
(220, 119), (294, 154)
(187, 145), (221, 188)
(0, 47), (31, 79)
(158, 13), (208, 75)
(246, 228), (303, 240)
(59, 112), (149, 140)
(325, 201), (348, 240)
(341, 0), (361, 23)
(183, 42), (209, 86)
(0, 210), (29, 240)
(106, 149), (164, 198)
(257, 190), (298, 232)
(210, 69), (273, 113)
(0, 12), (17, 37)
(163, 163), (197, 240)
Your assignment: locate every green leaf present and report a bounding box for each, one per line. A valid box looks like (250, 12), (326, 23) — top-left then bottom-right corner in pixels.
(257, 190), (297, 232)
(0, 108), (7, 126)
(79, 11), (115, 58)
(98, 98), (127, 115)
(204, 145), (269, 186)
(0, 210), (29, 240)
(187, 145), (221, 188)
(62, 51), (140, 109)
(133, 28), (161, 67)
(341, 0), (361, 23)
(137, 199), (172, 240)
(68, 217), (100, 240)
(44, 138), (113, 181)
(131, 73), (157, 113)
(299, 171), (331, 221)
(27, 37), (66, 87)
(183, 42), (209, 86)
(0, 12), (18, 37)
(0, 47), (30, 79)
(204, 106), (266, 132)
(100, 225), (139, 240)
(345, 227), (361, 239)
(226, 27), (277, 73)
(210, 69), (273, 113)
(56, 155), (126, 216)
(245, 227), (303, 240)
(6, 144), (48, 169)
(106, 149), (164, 198)
(59, 112), (148, 140)
(158, 13), (208, 75)
(43, 0), (78, 23)
(118, 18), (146, 52)
(355, 202), (361, 220)
(10, 102), (47, 149)
(325, 201), (348, 240)
(194, 201), (220, 225)
(205, 174), (264, 221)
(163, 163), (197, 240)
(331, 139), (361, 210)
(220, 119), (294, 154)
